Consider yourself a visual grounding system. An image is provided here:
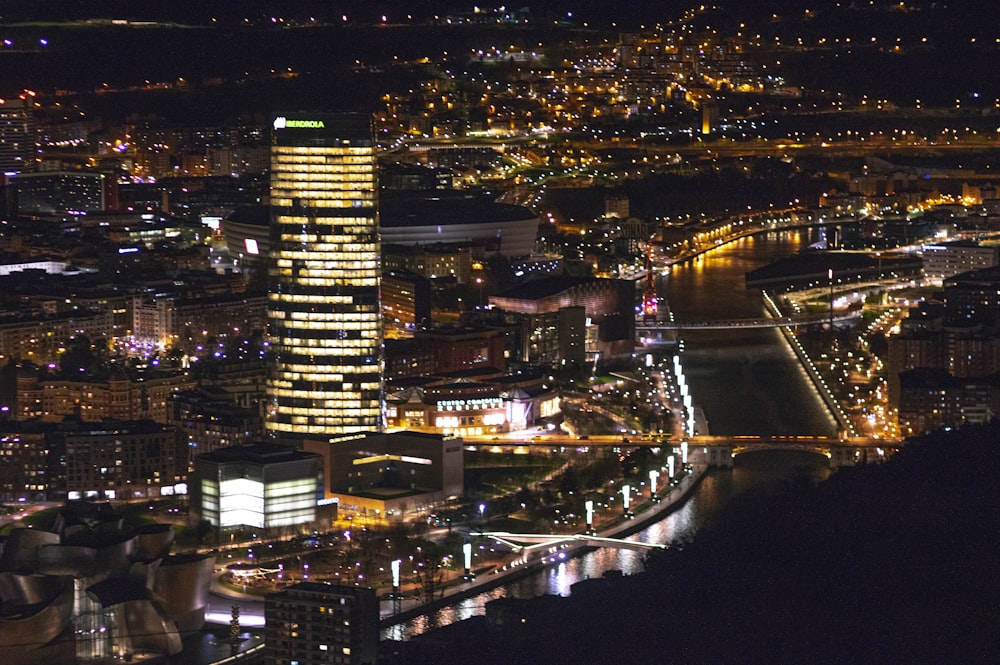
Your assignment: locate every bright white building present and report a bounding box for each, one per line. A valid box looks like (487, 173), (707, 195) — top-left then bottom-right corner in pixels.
(922, 241), (1000, 280)
(190, 443), (323, 537)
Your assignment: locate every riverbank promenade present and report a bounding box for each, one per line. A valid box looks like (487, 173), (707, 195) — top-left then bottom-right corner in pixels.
(203, 456), (709, 644)
(378, 456), (708, 629)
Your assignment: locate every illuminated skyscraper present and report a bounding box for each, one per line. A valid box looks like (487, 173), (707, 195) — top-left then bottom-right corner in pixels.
(266, 112), (383, 439)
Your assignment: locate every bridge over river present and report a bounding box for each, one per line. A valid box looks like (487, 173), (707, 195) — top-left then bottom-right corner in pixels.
(693, 434), (898, 468)
(636, 311), (858, 331)
(463, 434), (899, 468)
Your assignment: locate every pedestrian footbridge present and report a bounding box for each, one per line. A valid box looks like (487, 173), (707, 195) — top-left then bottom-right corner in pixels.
(480, 531), (665, 552)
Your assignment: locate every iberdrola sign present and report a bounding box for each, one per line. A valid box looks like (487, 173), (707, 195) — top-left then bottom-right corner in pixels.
(273, 116), (326, 129)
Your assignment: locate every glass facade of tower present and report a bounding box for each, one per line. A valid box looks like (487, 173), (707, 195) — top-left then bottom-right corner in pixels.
(266, 113), (383, 438)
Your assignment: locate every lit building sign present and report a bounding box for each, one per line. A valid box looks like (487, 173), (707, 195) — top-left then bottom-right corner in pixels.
(272, 116), (327, 130)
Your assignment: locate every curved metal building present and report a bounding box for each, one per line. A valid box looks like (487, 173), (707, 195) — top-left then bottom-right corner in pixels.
(0, 501), (214, 664)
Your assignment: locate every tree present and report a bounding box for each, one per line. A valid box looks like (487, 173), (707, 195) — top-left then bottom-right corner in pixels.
(60, 335), (96, 375)
(558, 465), (579, 497)
(621, 448), (654, 480)
(195, 519), (215, 547)
(411, 542), (447, 606)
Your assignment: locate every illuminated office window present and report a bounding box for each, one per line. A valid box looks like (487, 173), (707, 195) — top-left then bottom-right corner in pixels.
(266, 113), (384, 438)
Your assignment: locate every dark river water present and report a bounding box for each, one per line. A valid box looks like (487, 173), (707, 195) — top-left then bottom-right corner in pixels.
(385, 228), (839, 640)
(663, 229), (838, 436)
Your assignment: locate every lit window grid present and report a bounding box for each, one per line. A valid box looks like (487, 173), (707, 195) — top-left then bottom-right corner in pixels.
(271, 198), (372, 209)
(205, 478), (317, 529)
(267, 336), (378, 350)
(277, 317), (379, 328)
(267, 126), (383, 436)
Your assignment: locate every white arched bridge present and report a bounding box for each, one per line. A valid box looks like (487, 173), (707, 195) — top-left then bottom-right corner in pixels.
(479, 531), (666, 552)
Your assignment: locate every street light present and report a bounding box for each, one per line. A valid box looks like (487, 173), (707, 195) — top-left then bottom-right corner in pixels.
(463, 542), (474, 580)
(389, 559), (403, 614)
(828, 267), (834, 328)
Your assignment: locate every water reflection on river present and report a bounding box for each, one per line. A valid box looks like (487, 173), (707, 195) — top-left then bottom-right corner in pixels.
(385, 450), (831, 640)
(664, 230), (837, 436)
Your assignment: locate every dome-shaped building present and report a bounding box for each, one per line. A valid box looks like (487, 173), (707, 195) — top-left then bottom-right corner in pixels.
(220, 193), (540, 274)
(379, 192), (540, 257)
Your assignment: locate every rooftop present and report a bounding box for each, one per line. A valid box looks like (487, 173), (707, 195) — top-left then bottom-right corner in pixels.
(197, 442), (320, 465)
(494, 275), (610, 300)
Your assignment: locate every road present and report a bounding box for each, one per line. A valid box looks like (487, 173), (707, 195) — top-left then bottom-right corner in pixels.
(637, 311), (860, 330)
(0, 502), (60, 528)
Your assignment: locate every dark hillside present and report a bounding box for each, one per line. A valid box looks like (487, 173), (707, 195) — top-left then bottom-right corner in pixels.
(404, 424), (1000, 664)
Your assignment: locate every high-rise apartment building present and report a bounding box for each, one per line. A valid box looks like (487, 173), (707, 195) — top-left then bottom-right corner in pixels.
(0, 98), (35, 173)
(10, 171), (106, 215)
(264, 582), (379, 665)
(266, 113), (383, 440)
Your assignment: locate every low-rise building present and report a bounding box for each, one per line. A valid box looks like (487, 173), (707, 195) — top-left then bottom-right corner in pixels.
(0, 309), (114, 364)
(896, 368), (995, 436)
(304, 431), (463, 524)
(0, 418), (187, 501)
(385, 369), (559, 436)
(382, 269), (432, 335)
(0, 501), (215, 664)
(382, 242), (476, 283)
(16, 364), (196, 424)
(190, 443), (323, 540)
(8, 170), (107, 215)
(888, 265), (1000, 434)
(0, 425), (50, 502)
(131, 292), (267, 352)
(61, 419), (184, 501)
(168, 386), (264, 467)
(490, 276), (632, 362)
(385, 326), (506, 378)
(921, 240), (1000, 280)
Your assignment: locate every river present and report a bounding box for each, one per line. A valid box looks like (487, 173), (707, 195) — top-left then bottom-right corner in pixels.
(384, 227), (839, 640)
(664, 229), (838, 436)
